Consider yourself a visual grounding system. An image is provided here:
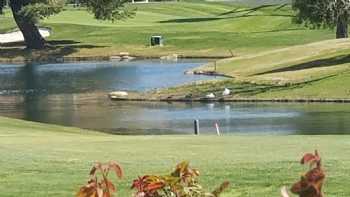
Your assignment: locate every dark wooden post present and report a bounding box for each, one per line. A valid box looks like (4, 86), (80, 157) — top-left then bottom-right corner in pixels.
(194, 119), (199, 135)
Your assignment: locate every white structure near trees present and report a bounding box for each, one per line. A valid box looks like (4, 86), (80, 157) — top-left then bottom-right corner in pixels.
(131, 0), (149, 3)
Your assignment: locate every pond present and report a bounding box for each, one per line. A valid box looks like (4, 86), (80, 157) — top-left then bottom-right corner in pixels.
(0, 59), (350, 135)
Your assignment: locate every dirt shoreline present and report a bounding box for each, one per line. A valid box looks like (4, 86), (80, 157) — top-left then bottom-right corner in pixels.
(109, 94), (350, 103)
(0, 54), (229, 64)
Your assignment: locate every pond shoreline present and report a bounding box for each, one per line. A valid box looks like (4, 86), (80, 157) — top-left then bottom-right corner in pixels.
(109, 93), (350, 103)
(0, 54), (229, 64)
(2, 56), (350, 103)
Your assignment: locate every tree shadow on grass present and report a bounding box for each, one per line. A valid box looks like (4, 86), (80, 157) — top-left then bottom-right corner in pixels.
(233, 83), (278, 95)
(202, 80), (280, 97)
(158, 14), (259, 23)
(249, 28), (304, 34)
(158, 13), (294, 24)
(219, 4), (279, 16)
(0, 40), (106, 61)
(220, 4), (292, 16)
(256, 54), (350, 75)
(231, 74), (338, 96)
(158, 17), (228, 23)
(159, 4), (293, 24)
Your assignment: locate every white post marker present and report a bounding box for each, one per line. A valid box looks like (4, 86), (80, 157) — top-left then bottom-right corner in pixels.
(215, 122), (221, 136)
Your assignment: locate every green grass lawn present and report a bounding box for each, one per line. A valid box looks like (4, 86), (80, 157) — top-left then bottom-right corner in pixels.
(155, 38), (350, 101)
(0, 1), (334, 59)
(254, 72), (350, 99)
(44, 2), (334, 57)
(147, 73), (349, 101)
(1, 2), (350, 196)
(194, 39), (350, 82)
(0, 116), (350, 197)
(0, 12), (16, 33)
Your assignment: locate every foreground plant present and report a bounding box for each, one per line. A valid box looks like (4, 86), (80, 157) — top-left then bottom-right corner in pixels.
(281, 150), (326, 197)
(132, 161), (229, 197)
(77, 161), (123, 197)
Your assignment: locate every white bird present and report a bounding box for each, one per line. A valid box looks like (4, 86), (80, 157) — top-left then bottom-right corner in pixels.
(222, 88), (231, 96)
(205, 93), (216, 99)
(109, 91), (128, 99)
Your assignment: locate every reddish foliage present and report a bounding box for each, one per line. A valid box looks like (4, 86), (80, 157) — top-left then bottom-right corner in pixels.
(131, 175), (166, 197)
(300, 150), (321, 168)
(171, 161), (200, 184)
(131, 161), (229, 197)
(211, 181), (230, 197)
(291, 150), (325, 197)
(77, 161), (123, 197)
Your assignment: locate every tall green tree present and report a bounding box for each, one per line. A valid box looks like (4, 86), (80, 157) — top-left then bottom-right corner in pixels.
(0, 0), (133, 49)
(292, 0), (350, 39)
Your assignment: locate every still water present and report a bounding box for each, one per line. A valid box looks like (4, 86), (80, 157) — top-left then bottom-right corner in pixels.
(0, 59), (350, 135)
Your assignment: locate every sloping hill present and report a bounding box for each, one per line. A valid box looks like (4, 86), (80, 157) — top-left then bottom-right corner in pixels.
(1, 1), (334, 59)
(155, 38), (350, 100)
(43, 2), (333, 57)
(196, 39), (350, 84)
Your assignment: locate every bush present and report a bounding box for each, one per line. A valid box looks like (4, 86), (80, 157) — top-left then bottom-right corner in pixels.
(131, 161), (229, 197)
(76, 161), (123, 197)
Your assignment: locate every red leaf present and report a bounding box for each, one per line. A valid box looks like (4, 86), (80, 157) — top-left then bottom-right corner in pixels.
(131, 176), (145, 190)
(104, 179), (116, 192)
(90, 166), (97, 176)
(300, 150), (320, 166)
(109, 161), (123, 179)
(146, 182), (165, 191)
(76, 182), (98, 197)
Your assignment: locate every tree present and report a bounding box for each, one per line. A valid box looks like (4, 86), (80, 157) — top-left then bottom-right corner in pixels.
(0, 0), (133, 49)
(292, 0), (350, 39)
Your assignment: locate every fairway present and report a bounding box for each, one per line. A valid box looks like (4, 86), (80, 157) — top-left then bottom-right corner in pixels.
(0, 1), (334, 59)
(1, 1), (350, 197)
(45, 2), (333, 57)
(0, 117), (350, 197)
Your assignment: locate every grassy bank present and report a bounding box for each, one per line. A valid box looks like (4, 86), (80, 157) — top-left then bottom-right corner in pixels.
(0, 1), (334, 61)
(0, 116), (350, 196)
(150, 38), (350, 101)
(149, 75), (350, 101)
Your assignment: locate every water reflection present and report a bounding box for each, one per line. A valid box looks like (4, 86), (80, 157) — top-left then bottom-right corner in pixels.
(0, 60), (350, 135)
(1, 92), (350, 135)
(0, 59), (211, 94)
